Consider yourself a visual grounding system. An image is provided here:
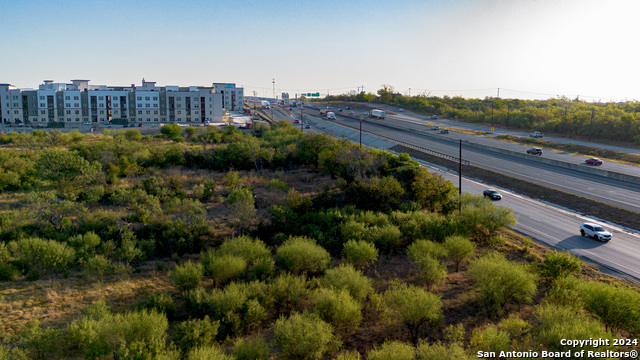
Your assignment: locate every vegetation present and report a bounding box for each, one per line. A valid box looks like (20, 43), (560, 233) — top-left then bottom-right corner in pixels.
(0, 124), (638, 359)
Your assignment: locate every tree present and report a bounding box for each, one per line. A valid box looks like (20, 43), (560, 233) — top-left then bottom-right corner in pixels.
(227, 187), (256, 232)
(35, 149), (101, 197)
(273, 312), (340, 360)
(276, 236), (330, 275)
(443, 235), (476, 272)
(341, 240), (378, 270)
(385, 283), (443, 343)
(161, 123), (183, 139)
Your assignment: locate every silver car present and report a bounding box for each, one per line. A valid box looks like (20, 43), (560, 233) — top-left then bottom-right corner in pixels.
(580, 222), (611, 241)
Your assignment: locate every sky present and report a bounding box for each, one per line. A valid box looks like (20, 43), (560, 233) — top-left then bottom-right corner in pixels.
(1, 0), (639, 101)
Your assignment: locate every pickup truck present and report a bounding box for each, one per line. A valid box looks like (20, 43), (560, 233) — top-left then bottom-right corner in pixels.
(530, 131), (543, 138)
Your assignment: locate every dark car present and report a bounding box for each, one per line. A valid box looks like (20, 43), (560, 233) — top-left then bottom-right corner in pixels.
(138, 124), (143, 127)
(483, 189), (502, 200)
(585, 158), (603, 166)
(527, 147), (543, 155)
(305, 124), (310, 129)
(439, 129), (449, 134)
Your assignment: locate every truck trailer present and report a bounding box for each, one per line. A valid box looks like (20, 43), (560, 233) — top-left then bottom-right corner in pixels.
(261, 100), (270, 109)
(370, 109), (386, 119)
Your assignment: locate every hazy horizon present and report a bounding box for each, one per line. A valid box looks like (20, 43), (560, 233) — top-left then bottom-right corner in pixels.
(1, 0), (638, 102)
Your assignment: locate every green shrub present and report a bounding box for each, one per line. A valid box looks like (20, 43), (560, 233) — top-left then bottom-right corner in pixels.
(215, 235), (273, 279)
(497, 314), (530, 340)
(223, 170), (242, 189)
(320, 264), (373, 300)
(333, 351), (361, 360)
(0, 262), (19, 281)
(578, 280), (640, 335)
(458, 194), (517, 240)
(273, 312), (340, 360)
(9, 237), (76, 279)
(134, 292), (176, 319)
(173, 316), (220, 354)
(231, 335), (271, 360)
(468, 253), (538, 312)
(385, 283), (443, 343)
(368, 225), (403, 253)
(17, 320), (63, 360)
(312, 288), (363, 333)
(534, 303), (615, 352)
(84, 255), (114, 277)
(540, 251), (582, 279)
(265, 179), (288, 192)
(276, 236), (330, 275)
(201, 253), (247, 286)
(415, 341), (469, 360)
(407, 240), (447, 262)
(161, 123), (183, 139)
(443, 235), (476, 272)
(268, 273), (309, 314)
(187, 345), (235, 360)
(367, 340), (415, 360)
(341, 240), (378, 269)
(470, 325), (511, 354)
(412, 255), (447, 289)
(170, 261), (204, 292)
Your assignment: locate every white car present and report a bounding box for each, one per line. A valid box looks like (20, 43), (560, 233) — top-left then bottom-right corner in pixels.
(83, 121), (92, 125)
(580, 222), (611, 242)
(431, 125), (439, 130)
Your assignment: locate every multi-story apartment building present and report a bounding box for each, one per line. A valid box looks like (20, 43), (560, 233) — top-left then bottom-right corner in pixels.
(212, 83), (244, 111)
(0, 79), (233, 125)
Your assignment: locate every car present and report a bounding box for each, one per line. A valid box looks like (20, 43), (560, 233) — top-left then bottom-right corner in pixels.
(83, 121), (92, 126)
(530, 131), (543, 138)
(527, 147), (543, 155)
(439, 129), (449, 134)
(585, 158), (603, 166)
(138, 124), (143, 127)
(431, 115), (438, 119)
(123, 124), (130, 128)
(431, 125), (439, 130)
(398, 108), (404, 112)
(338, 108), (343, 112)
(349, 111), (355, 115)
(483, 189), (502, 200)
(345, 106), (350, 110)
(294, 119), (301, 124)
(580, 222), (611, 241)
(305, 124), (310, 129)
(364, 112), (369, 116)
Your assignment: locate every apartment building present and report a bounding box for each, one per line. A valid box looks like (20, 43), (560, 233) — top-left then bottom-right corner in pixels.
(0, 79), (233, 125)
(212, 83), (244, 111)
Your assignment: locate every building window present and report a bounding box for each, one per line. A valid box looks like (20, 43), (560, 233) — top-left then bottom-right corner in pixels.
(137, 97), (142, 100)
(177, 111), (181, 114)
(138, 110), (142, 114)
(145, 97), (150, 101)
(99, 96), (104, 100)
(153, 97), (158, 101)
(14, 110), (19, 114)
(13, 103), (18, 107)
(75, 110), (79, 114)
(67, 118), (71, 122)
(41, 117), (46, 121)
(40, 110), (46, 114)
(177, 104), (181, 108)
(66, 103), (70, 107)
(154, 110), (158, 114)
(154, 118), (158, 121)
(74, 96), (79, 100)
(153, 104), (158, 108)
(100, 110), (104, 114)
(40, 103), (45, 108)
(39, 96), (44, 100)
(99, 103), (104, 107)
(66, 110), (71, 115)
(146, 110), (150, 114)
(138, 118), (143, 121)
(65, 96), (70, 100)
(75, 104), (79, 107)
(146, 104), (150, 108)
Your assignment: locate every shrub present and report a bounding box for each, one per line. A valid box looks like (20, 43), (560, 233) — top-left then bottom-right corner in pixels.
(268, 273), (309, 314)
(201, 253), (247, 286)
(385, 283), (443, 343)
(9, 237), (76, 279)
(458, 194), (517, 240)
(540, 251), (582, 279)
(341, 240), (378, 269)
(0, 262), (19, 281)
(320, 264), (373, 300)
(578, 280), (640, 335)
(497, 314), (530, 340)
(170, 261), (204, 292)
(273, 312), (340, 360)
(231, 335), (271, 360)
(161, 123), (183, 139)
(276, 236), (330, 275)
(367, 340), (415, 360)
(468, 253), (538, 312)
(407, 240), (447, 262)
(534, 303), (615, 352)
(412, 255), (447, 289)
(223, 170), (242, 189)
(17, 320), (63, 360)
(415, 341), (469, 360)
(134, 292), (176, 319)
(265, 179), (288, 192)
(173, 316), (220, 354)
(83, 255), (114, 277)
(187, 345), (234, 360)
(443, 235), (476, 272)
(333, 351), (361, 360)
(312, 288), (363, 333)
(227, 187), (256, 231)
(470, 325), (511, 354)
(215, 235), (273, 279)
(368, 225), (403, 253)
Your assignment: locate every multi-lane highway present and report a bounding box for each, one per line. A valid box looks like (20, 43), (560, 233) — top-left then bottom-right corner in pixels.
(262, 103), (640, 281)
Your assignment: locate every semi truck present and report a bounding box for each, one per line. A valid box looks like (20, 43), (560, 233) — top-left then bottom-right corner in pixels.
(326, 112), (336, 120)
(370, 109), (386, 119)
(260, 100), (270, 109)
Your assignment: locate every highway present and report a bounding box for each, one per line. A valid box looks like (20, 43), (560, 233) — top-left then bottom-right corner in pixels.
(262, 104), (640, 281)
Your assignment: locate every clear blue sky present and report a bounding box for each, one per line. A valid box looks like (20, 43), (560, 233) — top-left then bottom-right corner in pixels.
(1, 0), (638, 101)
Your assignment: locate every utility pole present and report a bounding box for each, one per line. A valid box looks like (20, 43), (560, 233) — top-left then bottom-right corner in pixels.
(491, 103), (494, 129)
(359, 116), (362, 148)
(506, 102), (510, 129)
(271, 79), (275, 121)
(300, 108), (303, 132)
(497, 88), (500, 98)
(563, 108), (568, 137)
(588, 108), (595, 141)
(459, 139), (462, 214)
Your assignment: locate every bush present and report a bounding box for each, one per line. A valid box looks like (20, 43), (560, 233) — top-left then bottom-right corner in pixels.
(187, 345), (235, 360)
(443, 235), (476, 272)
(173, 316), (220, 354)
(0, 262), (19, 281)
(341, 240), (378, 269)
(170, 261), (204, 292)
(9, 237), (76, 279)
(470, 325), (510, 354)
(320, 264), (373, 300)
(578, 280), (640, 335)
(265, 179), (288, 192)
(497, 314), (530, 340)
(268, 273), (309, 314)
(134, 292), (176, 319)
(201, 252), (247, 286)
(534, 303), (615, 352)
(273, 312), (340, 360)
(333, 351), (361, 360)
(161, 123), (183, 139)
(468, 253), (538, 312)
(540, 251), (582, 279)
(17, 320), (63, 360)
(367, 340), (415, 360)
(215, 235), (273, 279)
(415, 341), (470, 360)
(231, 335), (271, 360)
(385, 283), (443, 343)
(412, 255), (447, 289)
(312, 288), (363, 333)
(276, 236), (330, 275)
(458, 194), (517, 240)
(407, 240), (447, 262)
(368, 225), (403, 253)
(84, 255), (114, 277)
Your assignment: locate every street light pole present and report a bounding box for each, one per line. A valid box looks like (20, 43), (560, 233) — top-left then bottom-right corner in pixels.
(359, 116), (362, 148)
(459, 139), (462, 214)
(271, 79), (275, 121)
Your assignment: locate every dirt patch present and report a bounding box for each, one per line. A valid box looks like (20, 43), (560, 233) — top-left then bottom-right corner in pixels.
(392, 145), (640, 231)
